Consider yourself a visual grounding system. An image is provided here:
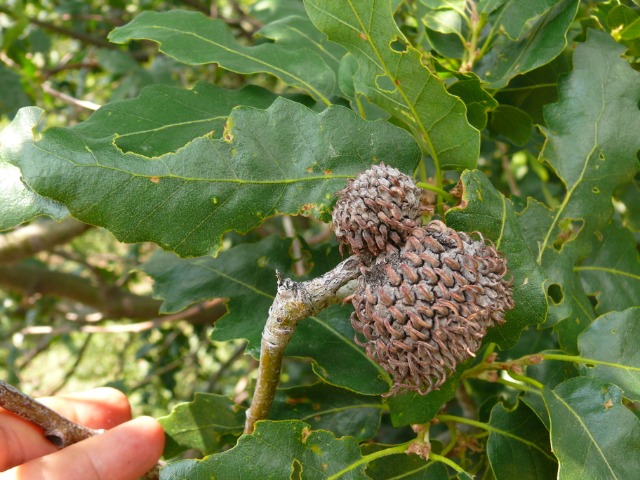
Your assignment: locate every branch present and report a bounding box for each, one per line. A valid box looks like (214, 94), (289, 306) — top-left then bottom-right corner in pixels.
(0, 218), (92, 264)
(0, 379), (99, 447)
(0, 262), (226, 322)
(244, 256), (361, 433)
(20, 299), (225, 335)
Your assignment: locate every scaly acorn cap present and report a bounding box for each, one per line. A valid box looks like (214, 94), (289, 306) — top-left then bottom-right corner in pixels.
(350, 220), (514, 396)
(332, 163), (425, 258)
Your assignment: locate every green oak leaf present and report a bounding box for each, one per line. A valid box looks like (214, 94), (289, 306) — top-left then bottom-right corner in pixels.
(578, 308), (640, 402)
(537, 30), (640, 260)
(72, 83), (278, 157)
(447, 76), (498, 130)
(158, 393), (245, 458)
(255, 15), (346, 73)
(159, 420), (367, 480)
(108, 10), (336, 104)
(269, 382), (383, 441)
(445, 170), (548, 349)
(489, 0), (568, 40)
(305, 0), (480, 170)
(487, 402), (557, 479)
(543, 376), (640, 480)
(15, 97), (420, 258)
(477, 0), (579, 89)
(142, 236), (388, 395)
(0, 107), (67, 230)
(576, 221), (640, 315)
(517, 31), (640, 332)
(488, 105), (533, 146)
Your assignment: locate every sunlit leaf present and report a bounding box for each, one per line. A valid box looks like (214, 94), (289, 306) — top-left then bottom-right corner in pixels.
(73, 83), (278, 156)
(0, 107), (67, 230)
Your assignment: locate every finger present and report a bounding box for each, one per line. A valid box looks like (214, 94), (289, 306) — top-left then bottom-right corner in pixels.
(0, 388), (132, 470)
(38, 388), (132, 429)
(0, 416), (164, 480)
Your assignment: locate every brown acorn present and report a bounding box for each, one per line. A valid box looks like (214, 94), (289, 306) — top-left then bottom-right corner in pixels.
(332, 163), (425, 258)
(349, 220), (514, 396)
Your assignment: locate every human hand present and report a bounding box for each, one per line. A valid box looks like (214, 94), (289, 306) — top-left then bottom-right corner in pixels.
(0, 387), (164, 480)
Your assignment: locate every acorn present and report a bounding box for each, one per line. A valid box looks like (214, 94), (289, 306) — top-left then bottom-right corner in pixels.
(332, 163), (425, 258)
(349, 221), (513, 396)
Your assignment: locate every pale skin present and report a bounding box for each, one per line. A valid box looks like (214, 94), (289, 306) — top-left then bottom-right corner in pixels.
(0, 388), (165, 480)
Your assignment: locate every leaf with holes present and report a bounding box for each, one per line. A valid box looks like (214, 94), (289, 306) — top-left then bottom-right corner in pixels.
(305, 0), (480, 170)
(108, 10), (337, 104)
(577, 222), (640, 315)
(537, 30), (640, 259)
(159, 420), (367, 480)
(14, 97), (420, 258)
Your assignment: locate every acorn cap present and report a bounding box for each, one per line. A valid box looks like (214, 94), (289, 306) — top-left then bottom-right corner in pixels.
(332, 163), (425, 258)
(350, 220), (514, 396)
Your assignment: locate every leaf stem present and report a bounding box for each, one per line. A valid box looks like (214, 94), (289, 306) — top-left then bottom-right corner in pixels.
(541, 353), (640, 371)
(327, 441), (413, 479)
(429, 453), (466, 473)
(416, 182), (455, 203)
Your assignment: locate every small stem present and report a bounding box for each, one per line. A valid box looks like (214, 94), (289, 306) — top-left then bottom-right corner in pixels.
(541, 353), (640, 371)
(508, 371), (544, 390)
(328, 441), (413, 479)
(429, 453), (466, 474)
(416, 182), (455, 203)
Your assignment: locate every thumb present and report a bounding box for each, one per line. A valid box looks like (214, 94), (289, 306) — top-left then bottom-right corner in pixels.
(0, 416), (164, 480)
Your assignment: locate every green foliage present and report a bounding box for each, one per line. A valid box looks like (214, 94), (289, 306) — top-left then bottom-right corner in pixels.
(1, 0), (639, 478)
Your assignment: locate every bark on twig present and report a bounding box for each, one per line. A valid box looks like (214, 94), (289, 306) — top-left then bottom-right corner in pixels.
(0, 379), (100, 447)
(244, 256), (361, 433)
